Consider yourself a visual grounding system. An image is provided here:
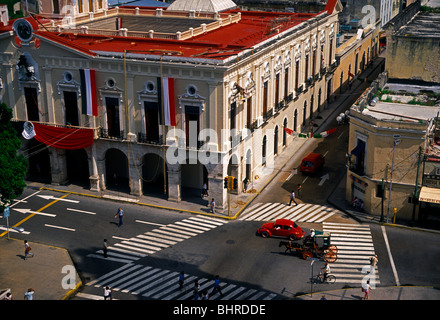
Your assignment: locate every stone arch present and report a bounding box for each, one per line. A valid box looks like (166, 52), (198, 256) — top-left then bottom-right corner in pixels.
(141, 153), (168, 198)
(105, 148), (129, 192)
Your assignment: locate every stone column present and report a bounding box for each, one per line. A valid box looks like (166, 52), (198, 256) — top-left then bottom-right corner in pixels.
(89, 144), (100, 192)
(167, 163), (181, 202)
(129, 158), (142, 197)
(50, 148), (68, 185)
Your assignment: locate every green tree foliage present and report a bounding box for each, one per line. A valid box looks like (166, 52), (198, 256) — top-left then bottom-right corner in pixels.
(0, 102), (27, 210)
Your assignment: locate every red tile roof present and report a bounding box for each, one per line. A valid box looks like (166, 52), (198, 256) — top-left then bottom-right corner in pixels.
(1, 4), (335, 61)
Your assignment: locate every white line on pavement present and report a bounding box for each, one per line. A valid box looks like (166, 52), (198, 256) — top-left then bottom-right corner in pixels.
(44, 224), (75, 232)
(381, 225), (400, 286)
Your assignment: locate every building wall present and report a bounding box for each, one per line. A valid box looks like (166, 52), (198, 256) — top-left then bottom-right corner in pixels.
(386, 36), (440, 83)
(333, 23), (380, 95)
(347, 107), (428, 220)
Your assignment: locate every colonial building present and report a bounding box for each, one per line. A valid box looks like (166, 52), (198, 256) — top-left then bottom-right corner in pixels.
(0, 0), (342, 210)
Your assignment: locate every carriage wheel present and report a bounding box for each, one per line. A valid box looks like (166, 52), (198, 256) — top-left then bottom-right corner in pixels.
(327, 245), (338, 254)
(324, 251), (337, 263)
(302, 250), (313, 260)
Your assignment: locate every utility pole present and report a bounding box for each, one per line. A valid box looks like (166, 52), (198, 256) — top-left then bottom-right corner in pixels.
(412, 146), (423, 221)
(386, 135), (401, 223)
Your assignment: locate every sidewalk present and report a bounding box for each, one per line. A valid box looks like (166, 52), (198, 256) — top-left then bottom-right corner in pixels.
(0, 237), (81, 300)
(295, 285), (440, 300)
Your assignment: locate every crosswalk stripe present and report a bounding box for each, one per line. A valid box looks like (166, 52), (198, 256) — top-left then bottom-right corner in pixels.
(87, 264), (278, 301)
(131, 270), (171, 295)
(240, 202), (344, 223)
(161, 225), (199, 236)
(88, 216), (227, 263)
(153, 228), (192, 239)
(137, 234), (181, 245)
(120, 268), (163, 293)
(189, 216), (225, 226)
(87, 263), (138, 286)
(106, 246), (147, 257)
(114, 243), (156, 254)
(129, 237), (171, 248)
(243, 203), (280, 220)
(323, 222), (380, 286)
(177, 221), (211, 231)
(86, 254), (134, 264)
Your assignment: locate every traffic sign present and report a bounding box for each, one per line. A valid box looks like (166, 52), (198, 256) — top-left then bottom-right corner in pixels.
(3, 206), (10, 218)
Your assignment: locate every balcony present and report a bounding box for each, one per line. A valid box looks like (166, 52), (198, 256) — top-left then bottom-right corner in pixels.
(100, 128), (125, 140)
(137, 133), (164, 145)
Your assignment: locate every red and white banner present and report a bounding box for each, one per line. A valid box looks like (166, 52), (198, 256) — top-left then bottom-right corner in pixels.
(162, 77), (176, 126)
(80, 69), (98, 116)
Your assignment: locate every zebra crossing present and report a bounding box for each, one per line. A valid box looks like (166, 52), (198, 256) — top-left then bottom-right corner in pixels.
(323, 222), (380, 285)
(84, 263), (279, 300)
(239, 202), (341, 223)
(87, 216), (227, 263)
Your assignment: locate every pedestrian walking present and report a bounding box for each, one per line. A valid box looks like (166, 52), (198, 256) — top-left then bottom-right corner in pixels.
(210, 198), (216, 214)
(178, 271), (185, 290)
(370, 254), (378, 267)
(297, 183), (302, 197)
(115, 208), (124, 227)
(24, 288), (35, 300)
(103, 239), (108, 258)
(103, 286), (112, 300)
(24, 240), (34, 260)
(289, 190), (298, 206)
(211, 275), (223, 296)
(362, 280), (372, 300)
(202, 182), (208, 198)
(243, 177), (249, 192)
(194, 280), (200, 294)
(201, 290), (209, 300)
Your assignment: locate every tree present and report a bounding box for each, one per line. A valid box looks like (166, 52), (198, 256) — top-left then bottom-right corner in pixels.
(0, 102), (27, 211)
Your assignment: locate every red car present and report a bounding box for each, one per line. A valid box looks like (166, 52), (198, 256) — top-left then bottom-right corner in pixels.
(257, 219), (305, 240)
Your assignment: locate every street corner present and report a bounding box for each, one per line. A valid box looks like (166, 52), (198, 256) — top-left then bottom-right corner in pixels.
(0, 237), (82, 300)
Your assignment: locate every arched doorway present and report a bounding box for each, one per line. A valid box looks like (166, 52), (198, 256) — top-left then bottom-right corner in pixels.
(283, 118), (287, 147)
(105, 148), (129, 192)
(274, 126), (279, 156)
(262, 135), (267, 166)
(26, 139), (51, 183)
(181, 160), (208, 202)
(245, 149), (252, 180)
(142, 153), (168, 198)
(66, 149), (90, 188)
(303, 101), (307, 127)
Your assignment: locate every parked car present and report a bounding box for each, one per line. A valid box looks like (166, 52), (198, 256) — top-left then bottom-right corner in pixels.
(299, 152), (325, 174)
(257, 219), (305, 240)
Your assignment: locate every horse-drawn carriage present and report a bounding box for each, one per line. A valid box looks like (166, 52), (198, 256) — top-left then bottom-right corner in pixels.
(279, 230), (337, 262)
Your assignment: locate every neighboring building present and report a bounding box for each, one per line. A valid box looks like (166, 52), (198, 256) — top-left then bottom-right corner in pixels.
(0, 0), (342, 210)
(346, 2), (440, 223)
(333, 19), (381, 96)
(385, 3), (440, 83)
(347, 74), (440, 222)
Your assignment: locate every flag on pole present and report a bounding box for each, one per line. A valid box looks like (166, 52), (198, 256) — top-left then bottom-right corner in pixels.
(158, 77), (176, 126)
(79, 69), (98, 116)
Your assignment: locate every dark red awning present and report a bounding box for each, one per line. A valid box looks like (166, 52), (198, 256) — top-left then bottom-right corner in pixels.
(33, 123), (94, 150)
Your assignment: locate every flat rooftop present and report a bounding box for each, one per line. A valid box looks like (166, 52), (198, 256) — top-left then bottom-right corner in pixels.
(396, 12), (440, 39)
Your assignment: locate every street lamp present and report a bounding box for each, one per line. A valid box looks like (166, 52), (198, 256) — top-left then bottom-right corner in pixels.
(386, 134), (401, 223)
